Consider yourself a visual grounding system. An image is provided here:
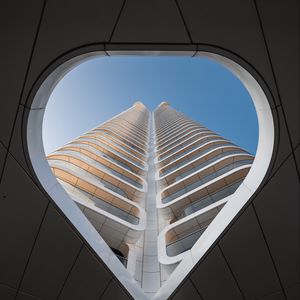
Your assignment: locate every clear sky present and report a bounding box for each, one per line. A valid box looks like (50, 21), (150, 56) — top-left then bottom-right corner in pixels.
(43, 56), (258, 155)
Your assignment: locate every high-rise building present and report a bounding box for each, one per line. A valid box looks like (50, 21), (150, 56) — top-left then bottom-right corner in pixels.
(46, 101), (253, 297)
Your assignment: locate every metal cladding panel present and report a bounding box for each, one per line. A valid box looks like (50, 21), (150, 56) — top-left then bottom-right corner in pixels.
(267, 107), (293, 180)
(190, 247), (244, 300)
(21, 0), (124, 107)
(0, 284), (16, 300)
(256, 292), (286, 300)
(295, 145), (300, 172)
(111, 0), (190, 43)
(177, 0), (279, 108)
(0, 154), (48, 288)
(253, 156), (300, 290)
(0, 0), (45, 145)
(219, 206), (283, 299)
(0, 143), (7, 176)
(19, 205), (83, 299)
(256, 0), (300, 147)
(5, 106), (35, 176)
(286, 284), (300, 300)
(100, 280), (132, 300)
(171, 279), (202, 300)
(58, 246), (112, 300)
(16, 292), (42, 300)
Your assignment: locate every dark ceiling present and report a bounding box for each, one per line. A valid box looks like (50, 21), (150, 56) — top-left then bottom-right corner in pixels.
(0, 0), (299, 299)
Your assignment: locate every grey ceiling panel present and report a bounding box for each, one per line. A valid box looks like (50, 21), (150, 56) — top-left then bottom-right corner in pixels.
(253, 156), (300, 290)
(171, 279), (202, 300)
(111, 0), (190, 43)
(177, 0), (279, 108)
(19, 205), (82, 300)
(285, 283), (300, 300)
(190, 246), (244, 300)
(219, 206), (283, 299)
(0, 283), (16, 300)
(294, 145), (300, 174)
(0, 0), (44, 146)
(5, 106), (33, 176)
(256, 0), (299, 147)
(258, 291), (285, 300)
(0, 154), (48, 288)
(267, 107), (293, 180)
(58, 246), (111, 300)
(0, 142), (7, 176)
(21, 0), (124, 107)
(100, 280), (131, 300)
(16, 292), (42, 300)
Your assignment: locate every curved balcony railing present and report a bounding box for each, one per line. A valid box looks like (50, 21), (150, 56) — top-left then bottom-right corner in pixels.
(156, 123), (201, 146)
(102, 123), (146, 147)
(93, 129), (146, 155)
(178, 180), (243, 220)
(156, 117), (187, 136)
(50, 160), (131, 199)
(166, 222), (211, 256)
(158, 136), (222, 165)
(61, 181), (139, 225)
(50, 149), (143, 189)
(160, 142), (233, 176)
(116, 117), (149, 136)
(158, 131), (212, 160)
(157, 126), (205, 153)
(94, 135), (146, 166)
(173, 151), (249, 182)
(106, 121), (148, 142)
(63, 142), (135, 173)
(86, 133), (146, 163)
(93, 197), (139, 224)
(77, 137), (145, 169)
(156, 120), (197, 142)
(162, 159), (253, 203)
(96, 129), (146, 156)
(156, 120), (190, 140)
(156, 117), (191, 135)
(101, 153), (133, 172)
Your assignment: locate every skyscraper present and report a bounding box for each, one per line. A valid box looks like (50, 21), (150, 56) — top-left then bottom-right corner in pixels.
(46, 101), (253, 297)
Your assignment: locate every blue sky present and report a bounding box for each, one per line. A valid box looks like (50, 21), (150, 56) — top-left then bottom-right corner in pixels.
(43, 56), (258, 155)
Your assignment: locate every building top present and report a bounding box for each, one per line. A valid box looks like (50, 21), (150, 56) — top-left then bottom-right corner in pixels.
(157, 101), (170, 108)
(133, 101), (148, 110)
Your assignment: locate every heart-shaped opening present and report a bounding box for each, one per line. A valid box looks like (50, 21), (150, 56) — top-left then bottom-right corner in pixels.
(26, 51), (273, 300)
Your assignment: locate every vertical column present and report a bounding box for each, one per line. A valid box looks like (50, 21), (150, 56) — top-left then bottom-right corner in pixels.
(141, 112), (161, 297)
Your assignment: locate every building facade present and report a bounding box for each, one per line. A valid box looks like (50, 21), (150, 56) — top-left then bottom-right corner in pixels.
(47, 101), (253, 297)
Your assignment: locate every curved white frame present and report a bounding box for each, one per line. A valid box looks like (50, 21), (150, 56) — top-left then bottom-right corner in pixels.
(27, 50), (274, 300)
